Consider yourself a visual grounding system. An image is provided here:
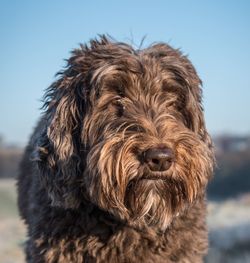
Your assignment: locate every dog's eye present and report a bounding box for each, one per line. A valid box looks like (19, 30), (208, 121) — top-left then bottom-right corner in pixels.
(112, 99), (124, 117)
(125, 125), (145, 133)
(162, 81), (182, 93)
(117, 88), (124, 98)
(107, 80), (125, 98)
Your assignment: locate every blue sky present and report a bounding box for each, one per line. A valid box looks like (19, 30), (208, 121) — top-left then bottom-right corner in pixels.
(0, 1), (250, 145)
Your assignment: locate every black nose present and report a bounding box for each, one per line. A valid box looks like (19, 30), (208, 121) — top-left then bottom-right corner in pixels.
(143, 147), (174, 172)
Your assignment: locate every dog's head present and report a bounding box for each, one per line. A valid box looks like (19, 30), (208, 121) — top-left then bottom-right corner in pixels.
(35, 36), (214, 230)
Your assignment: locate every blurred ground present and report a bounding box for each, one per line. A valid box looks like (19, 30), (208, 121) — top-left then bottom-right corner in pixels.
(206, 196), (250, 263)
(0, 179), (249, 263)
(0, 179), (25, 263)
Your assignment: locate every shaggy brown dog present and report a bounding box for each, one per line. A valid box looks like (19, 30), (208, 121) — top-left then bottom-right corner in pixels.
(18, 35), (214, 263)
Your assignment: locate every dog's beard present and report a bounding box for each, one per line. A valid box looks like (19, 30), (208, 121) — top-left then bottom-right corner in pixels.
(124, 178), (187, 230)
(85, 130), (213, 231)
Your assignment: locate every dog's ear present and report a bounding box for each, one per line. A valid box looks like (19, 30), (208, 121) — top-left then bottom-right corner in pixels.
(145, 44), (213, 148)
(32, 36), (112, 208)
(36, 35), (115, 208)
(33, 64), (86, 208)
(34, 35), (117, 209)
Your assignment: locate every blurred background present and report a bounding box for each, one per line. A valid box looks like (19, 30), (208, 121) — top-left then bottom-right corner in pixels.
(0, 1), (249, 262)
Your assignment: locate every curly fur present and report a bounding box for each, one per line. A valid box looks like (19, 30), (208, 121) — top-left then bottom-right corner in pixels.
(17, 35), (214, 263)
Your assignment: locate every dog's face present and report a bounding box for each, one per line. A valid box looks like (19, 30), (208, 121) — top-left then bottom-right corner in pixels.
(37, 36), (214, 231)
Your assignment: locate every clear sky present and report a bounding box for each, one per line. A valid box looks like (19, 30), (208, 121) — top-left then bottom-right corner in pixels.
(0, 0), (250, 146)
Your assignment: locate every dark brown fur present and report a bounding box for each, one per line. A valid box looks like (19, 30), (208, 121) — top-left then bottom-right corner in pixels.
(17, 35), (214, 262)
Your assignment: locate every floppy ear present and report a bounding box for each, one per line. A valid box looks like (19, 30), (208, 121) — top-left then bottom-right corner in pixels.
(34, 68), (86, 208)
(33, 36), (113, 208)
(32, 43), (96, 208)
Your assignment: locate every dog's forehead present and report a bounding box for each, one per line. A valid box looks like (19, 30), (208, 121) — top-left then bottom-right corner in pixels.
(92, 53), (188, 94)
(84, 41), (201, 105)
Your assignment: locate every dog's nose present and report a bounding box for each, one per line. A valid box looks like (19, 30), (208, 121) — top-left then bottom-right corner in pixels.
(143, 147), (174, 172)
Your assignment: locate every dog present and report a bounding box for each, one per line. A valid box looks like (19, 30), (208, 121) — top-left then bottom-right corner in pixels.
(18, 35), (214, 263)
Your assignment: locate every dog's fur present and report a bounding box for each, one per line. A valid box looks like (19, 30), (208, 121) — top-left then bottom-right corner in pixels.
(18, 35), (214, 263)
